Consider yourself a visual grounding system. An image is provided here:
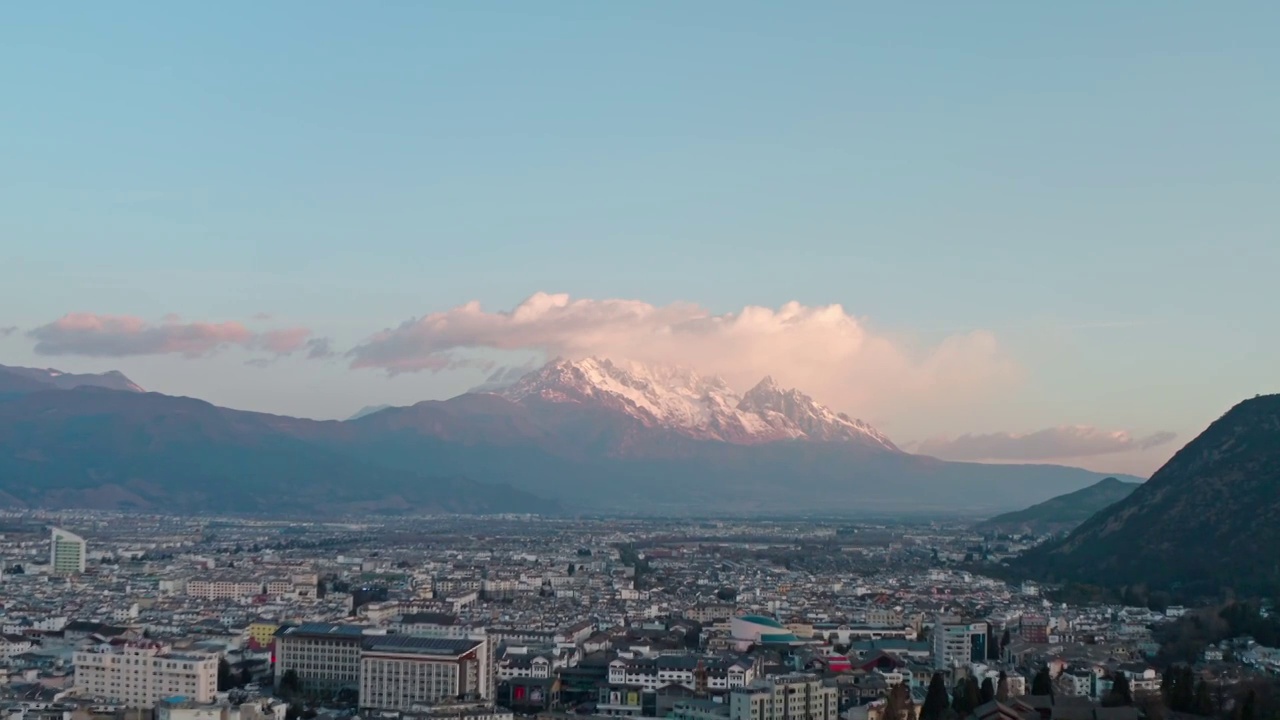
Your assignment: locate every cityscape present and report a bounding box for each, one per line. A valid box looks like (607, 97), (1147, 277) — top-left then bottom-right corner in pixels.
(2, 6), (1278, 720)
(2, 507), (1279, 720)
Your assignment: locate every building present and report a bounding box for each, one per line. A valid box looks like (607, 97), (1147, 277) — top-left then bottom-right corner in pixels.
(51, 527), (86, 575)
(73, 641), (219, 707)
(1019, 615), (1049, 644)
(156, 697), (288, 720)
(730, 615), (799, 650)
(359, 635), (491, 710)
(729, 674), (839, 720)
(931, 618), (989, 670)
(606, 655), (755, 692)
(273, 623), (369, 697)
(187, 579), (264, 600)
(247, 620), (280, 648)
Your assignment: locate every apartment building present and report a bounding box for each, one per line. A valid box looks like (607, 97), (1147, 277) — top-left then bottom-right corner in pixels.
(51, 527), (87, 575)
(607, 655), (755, 692)
(931, 617), (989, 670)
(274, 623), (369, 696)
(187, 579), (263, 600)
(359, 635), (490, 711)
(74, 642), (218, 707)
(685, 604), (736, 623)
(728, 674), (839, 720)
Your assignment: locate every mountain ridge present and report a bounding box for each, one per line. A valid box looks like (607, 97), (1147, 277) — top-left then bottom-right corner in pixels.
(488, 356), (898, 450)
(0, 363), (144, 393)
(1017, 394), (1280, 597)
(0, 356), (1141, 515)
(976, 476), (1141, 536)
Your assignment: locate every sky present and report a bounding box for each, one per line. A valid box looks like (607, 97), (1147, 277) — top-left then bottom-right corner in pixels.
(2, 2), (1278, 477)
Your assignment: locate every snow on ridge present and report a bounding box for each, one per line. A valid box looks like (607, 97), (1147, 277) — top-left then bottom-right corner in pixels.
(500, 356), (899, 450)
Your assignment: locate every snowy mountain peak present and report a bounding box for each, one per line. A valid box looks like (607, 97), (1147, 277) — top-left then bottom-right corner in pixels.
(494, 356), (898, 450)
(738, 376), (898, 450)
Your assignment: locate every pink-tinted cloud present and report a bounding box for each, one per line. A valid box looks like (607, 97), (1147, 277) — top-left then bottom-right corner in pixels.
(915, 426), (1177, 461)
(28, 313), (327, 361)
(348, 292), (1020, 420)
(256, 327), (312, 355)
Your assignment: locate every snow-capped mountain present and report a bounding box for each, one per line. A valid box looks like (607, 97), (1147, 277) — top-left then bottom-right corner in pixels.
(492, 356), (898, 450)
(0, 364), (144, 393)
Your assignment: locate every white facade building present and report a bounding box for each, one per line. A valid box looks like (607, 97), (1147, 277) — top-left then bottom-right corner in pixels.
(51, 527), (87, 575)
(74, 642), (219, 707)
(729, 674), (838, 720)
(359, 635), (491, 710)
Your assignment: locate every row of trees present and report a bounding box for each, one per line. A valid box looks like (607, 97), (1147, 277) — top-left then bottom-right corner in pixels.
(914, 671), (1013, 720)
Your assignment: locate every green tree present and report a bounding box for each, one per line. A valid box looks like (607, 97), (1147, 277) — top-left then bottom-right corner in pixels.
(884, 684), (913, 720)
(1032, 667), (1053, 697)
(964, 677), (982, 711)
(980, 678), (995, 704)
(1237, 689), (1256, 720)
(953, 680), (974, 716)
(1193, 680), (1214, 716)
(920, 673), (951, 720)
(1104, 672), (1133, 707)
(279, 669), (302, 698)
(217, 658), (234, 691)
(996, 671), (1010, 703)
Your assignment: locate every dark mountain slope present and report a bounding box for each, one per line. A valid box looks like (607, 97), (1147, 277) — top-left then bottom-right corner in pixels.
(1019, 394), (1280, 596)
(345, 395), (1137, 514)
(0, 363), (143, 392)
(0, 387), (556, 515)
(976, 477), (1141, 535)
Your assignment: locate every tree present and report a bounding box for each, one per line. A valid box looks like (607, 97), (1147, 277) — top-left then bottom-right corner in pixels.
(981, 678), (996, 704)
(316, 578), (327, 599)
(1193, 680), (1214, 716)
(1238, 689), (1256, 720)
(997, 671), (1010, 703)
(1032, 667), (1053, 697)
(567, 563), (576, 576)
(964, 677), (982, 712)
(921, 673), (951, 720)
(883, 683), (912, 720)
(953, 680), (974, 716)
(1001, 629), (1011, 651)
(1104, 672), (1133, 707)
(217, 658), (234, 691)
(280, 669), (302, 699)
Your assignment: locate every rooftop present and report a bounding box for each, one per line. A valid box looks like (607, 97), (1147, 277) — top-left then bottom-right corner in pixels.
(362, 635), (482, 657)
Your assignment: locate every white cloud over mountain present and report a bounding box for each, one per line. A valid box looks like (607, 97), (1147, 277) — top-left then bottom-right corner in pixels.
(916, 426), (1177, 461)
(347, 292), (1020, 421)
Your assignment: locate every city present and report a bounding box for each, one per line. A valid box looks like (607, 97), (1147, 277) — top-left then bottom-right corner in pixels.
(3, 5), (1278, 720)
(2, 511), (1278, 720)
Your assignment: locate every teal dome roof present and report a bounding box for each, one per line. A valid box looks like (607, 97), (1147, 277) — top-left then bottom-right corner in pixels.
(738, 615), (786, 629)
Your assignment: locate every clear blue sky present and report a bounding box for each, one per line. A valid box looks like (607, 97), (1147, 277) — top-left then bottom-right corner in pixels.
(2, 2), (1277, 475)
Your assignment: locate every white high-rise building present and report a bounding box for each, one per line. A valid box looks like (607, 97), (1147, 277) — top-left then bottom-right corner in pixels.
(74, 642), (219, 707)
(51, 527), (87, 575)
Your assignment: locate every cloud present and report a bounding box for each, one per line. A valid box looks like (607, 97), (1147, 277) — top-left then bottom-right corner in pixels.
(466, 361), (539, 393)
(252, 312), (274, 321)
(348, 292), (1019, 419)
(304, 337), (336, 360)
(915, 426), (1178, 461)
(28, 313), (324, 361)
(256, 328), (312, 355)
(0, 326), (16, 337)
